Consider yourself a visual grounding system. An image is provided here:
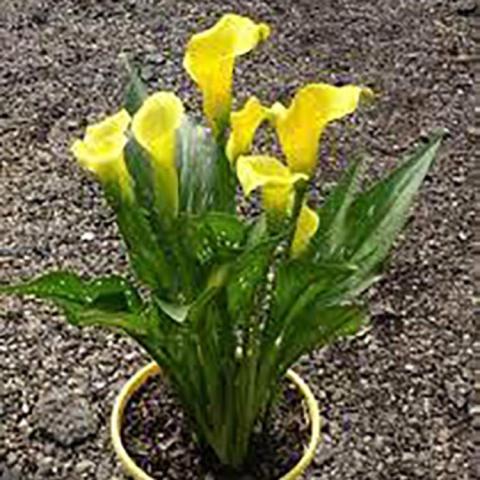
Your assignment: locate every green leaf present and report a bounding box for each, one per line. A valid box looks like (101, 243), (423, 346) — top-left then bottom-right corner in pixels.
(182, 212), (246, 266)
(313, 155), (365, 259)
(345, 130), (444, 272)
(122, 139), (189, 296)
(0, 271), (143, 328)
(0, 271), (141, 310)
(270, 258), (357, 328)
(176, 118), (236, 214)
(104, 180), (174, 293)
(155, 298), (189, 323)
(122, 59), (148, 115)
(177, 118), (219, 215)
(246, 214), (268, 246)
(307, 130), (443, 303)
(0, 274), (183, 369)
(259, 258), (360, 371)
(124, 138), (175, 225)
(277, 304), (367, 372)
(226, 240), (276, 324)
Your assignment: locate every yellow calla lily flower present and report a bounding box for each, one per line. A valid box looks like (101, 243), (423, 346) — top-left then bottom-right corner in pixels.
(132, 92), (184, 166)
(183, 14), (270, 136)
(272, 83), (369, 175)
(236, 155), (307, 212)
(132, 92), (184, 216)
(71, 109), (132, 197)
(226, 96), (271, 163)
(291, 203), (320, 257)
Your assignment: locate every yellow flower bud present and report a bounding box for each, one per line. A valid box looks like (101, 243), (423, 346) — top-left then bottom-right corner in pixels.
(291, 203), (319, 258)
(71, 109), (132, 197)
(226, 96), (271, 164)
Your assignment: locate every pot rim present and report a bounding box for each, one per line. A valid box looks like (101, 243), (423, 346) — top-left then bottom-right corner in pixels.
(111, 361), (320, 480)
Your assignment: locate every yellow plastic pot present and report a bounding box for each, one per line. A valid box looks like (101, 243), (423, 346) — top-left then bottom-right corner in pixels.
(111, 361), (320, 480)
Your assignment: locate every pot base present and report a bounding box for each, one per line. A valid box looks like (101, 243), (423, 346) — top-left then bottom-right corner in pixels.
(111, 362), (320, 480)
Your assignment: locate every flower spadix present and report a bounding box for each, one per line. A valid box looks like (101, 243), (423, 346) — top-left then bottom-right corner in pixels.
(71, 109), (132, 197)
(132, 92), (184, 216)
(184, 14), (270, 136)
(272, 83), (370, 175)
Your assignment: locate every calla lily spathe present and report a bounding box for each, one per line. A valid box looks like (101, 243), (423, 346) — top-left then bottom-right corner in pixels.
(236, 155), (307, 212)
(226, 96), (271, 164)
(272, 83), (369, 175)
(71, 109), (132, 197)
(132, 92), (184, 216)
(291, 203), (320, 257)
(183, 14), (270, 136)
(236, 154), (319, 255)
(132, 92), (184, 167)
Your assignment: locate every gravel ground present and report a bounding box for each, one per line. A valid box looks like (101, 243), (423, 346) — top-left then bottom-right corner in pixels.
(0, 1), (475, 479)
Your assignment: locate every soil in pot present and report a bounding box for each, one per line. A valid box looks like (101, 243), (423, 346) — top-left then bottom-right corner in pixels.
(121, 374), (310, 479)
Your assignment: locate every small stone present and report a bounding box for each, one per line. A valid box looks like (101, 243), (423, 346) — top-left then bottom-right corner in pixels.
(18, 418), (29, 430)
(402, 452), (416, 462)
(33, 388), (98, 447)
(0, 466), (20, 480)
(95, 460), (114, 479)
(6, 451), (17, 466)
(81, 231), (95, 242)
(452, 175), (465, 185)
(75, 459), (95, 474)
(455, 0), (477, 15)
(36, 456), (54, 475)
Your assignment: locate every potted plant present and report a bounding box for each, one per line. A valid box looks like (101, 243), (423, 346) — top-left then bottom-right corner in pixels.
(0, 13), (443, 480)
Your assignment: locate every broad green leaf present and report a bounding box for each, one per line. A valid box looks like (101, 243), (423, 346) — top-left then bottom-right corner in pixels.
(176, 118), (237, 214)
(306, 130), (443, 304)
(0, 271), (142, 312)
(155, 297), (190, 323)
(259, 257), (360, 378)
(0, 272), (186, 373)
(313, 155), (365, 259)
(123, 139), (195, 299)
(277, 304), (367, 372)
(258, 299), (366, 407)
(181, 212), (246, 267)
(226, 240), (276, 324)
(0, 271), (143, 328)
(177, 118), (218, 214)
(273, 130), (443, 361)
(345, 130), (443, 272)
(124, 138), (175, 226)
(104, 180), (173, 293)
(246, 214), (268, 246)
(269, 258), (357, 329)
(123, 60), (148, 116)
